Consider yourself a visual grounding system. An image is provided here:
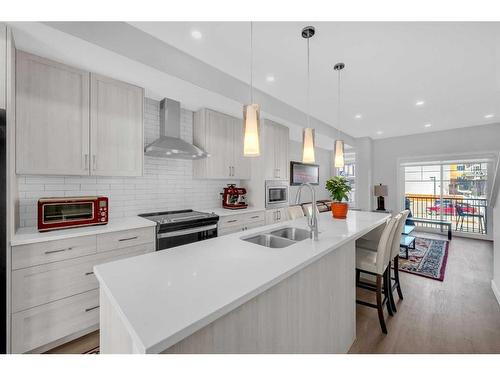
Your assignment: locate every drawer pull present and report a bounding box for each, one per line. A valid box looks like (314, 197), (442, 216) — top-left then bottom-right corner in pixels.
(85, 271), (94, 276)
(85, 305), (99, 312)
(44, 247), (73, 255)
(118, 236), (138, 242)
(251, 216), (260, 219)
(227, 219), (238, 223)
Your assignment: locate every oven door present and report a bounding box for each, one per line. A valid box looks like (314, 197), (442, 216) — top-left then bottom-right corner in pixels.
(40, 201), (95, 229)
(156, 224), (218, 250)
(266, 185), (289, 208)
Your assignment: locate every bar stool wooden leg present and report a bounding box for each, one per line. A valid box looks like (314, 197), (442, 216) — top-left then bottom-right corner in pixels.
(394, 255), (404, 300)
(387, 262), (397, 313)
(376, 274), (388, 334)
(383, 268), (393, 316)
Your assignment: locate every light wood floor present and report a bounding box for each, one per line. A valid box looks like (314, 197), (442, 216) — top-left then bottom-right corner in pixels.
(46, 330), (99, 354)
(47, 233), (500, 354)
(349, 232), (500, 353)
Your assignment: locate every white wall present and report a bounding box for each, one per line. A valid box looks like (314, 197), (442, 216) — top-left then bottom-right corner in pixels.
(493, 192), (500, 305)
(288, 140), (332, 205)
(353, 137), (373, 211)
(17, 98), (239, 227)
(373, 122), (500, 211)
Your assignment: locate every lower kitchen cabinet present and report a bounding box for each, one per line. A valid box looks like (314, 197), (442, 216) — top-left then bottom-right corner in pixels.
(265, 207), (289, 225)
(218, 210), (265, 236)
(11, 243), (153, 313)
(10, 225), (155, 353)
(11, 289), (100, 354)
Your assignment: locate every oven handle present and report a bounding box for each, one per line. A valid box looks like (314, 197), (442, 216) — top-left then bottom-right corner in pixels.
(157, 224), (218, 239)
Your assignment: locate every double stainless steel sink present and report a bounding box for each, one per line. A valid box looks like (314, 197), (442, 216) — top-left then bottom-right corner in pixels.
(241, 227), (311, 248)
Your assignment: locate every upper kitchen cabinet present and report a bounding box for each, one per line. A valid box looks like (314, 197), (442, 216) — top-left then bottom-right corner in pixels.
(263, 119), (289, 180)
(15, 51), (144, 176)
(90, 74), (143, 176)
(193, 108), (250, 180)
(16, 51), (90, 175)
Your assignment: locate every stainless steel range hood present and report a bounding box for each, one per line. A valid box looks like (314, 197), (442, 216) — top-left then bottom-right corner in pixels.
(144, 98), (208, 159)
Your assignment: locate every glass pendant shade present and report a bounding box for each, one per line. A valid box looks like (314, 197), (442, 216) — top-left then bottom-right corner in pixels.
(243, 104), (261, 157)
(302, 128), (316, 164)
(334, 139), (345, 168)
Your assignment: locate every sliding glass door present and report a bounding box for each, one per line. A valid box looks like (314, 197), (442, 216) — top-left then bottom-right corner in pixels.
(403, 160), (489, 235)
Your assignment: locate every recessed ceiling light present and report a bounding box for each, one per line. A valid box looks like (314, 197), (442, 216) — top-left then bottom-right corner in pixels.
(415, 100), (425, 106)
(265, 74), (275, 83)
(424, 123), (432, 128)
(190, 29), (203, 40)
(376, 131), (383, 135)
(354, 114), (362, 119)
(484, 114), (494, 119)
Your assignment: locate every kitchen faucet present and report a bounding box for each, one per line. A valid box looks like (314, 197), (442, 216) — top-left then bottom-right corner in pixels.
(295, 183), (319, 240)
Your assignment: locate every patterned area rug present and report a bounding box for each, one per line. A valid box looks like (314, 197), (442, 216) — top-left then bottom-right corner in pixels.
(399, 237), (449, 281)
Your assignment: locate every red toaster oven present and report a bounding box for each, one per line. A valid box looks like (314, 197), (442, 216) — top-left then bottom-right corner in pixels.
(38, 196), (109, 232)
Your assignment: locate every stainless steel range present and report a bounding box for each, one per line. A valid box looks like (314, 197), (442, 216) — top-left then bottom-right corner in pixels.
(139, 209), (219, 251)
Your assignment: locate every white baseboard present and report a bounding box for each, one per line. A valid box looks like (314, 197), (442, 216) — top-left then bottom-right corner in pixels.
(492, 280), (500, 307)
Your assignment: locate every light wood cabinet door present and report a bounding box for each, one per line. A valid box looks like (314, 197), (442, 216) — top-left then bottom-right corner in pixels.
(193, 109), (236, 179)
(262, 120), (289, 180)
(262, 122), (277, 179)
(16, 51), (90, 175)
(90, 74), (143, 176)
(11, 243), (153, 313)
(274, 124), (289, 180)
(265, 207), (289, 225)
(207, 109), (233, 178)
(11, 235), (97, 270)
(231, 116), (250, 179)
(11, 289), (99, 353)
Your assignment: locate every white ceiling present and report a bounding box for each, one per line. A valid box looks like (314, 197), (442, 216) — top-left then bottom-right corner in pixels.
(130, 22), (500, 139)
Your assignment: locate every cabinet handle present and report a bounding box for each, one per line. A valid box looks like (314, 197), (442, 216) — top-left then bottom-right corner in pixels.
(92, 155), (97, 170)
(85, 305), (99, 312)
(227, 219), (238, 223)
(85, 271), (94, 276)
(278, 211), (281, 220)
(45, 247), (73, 255)
(118, 236), (138, 242)
(84, 154), (89, 170)
(231, 166), (235, 177)
(229, 166), (232, 177)
(251, 216), (260, 219)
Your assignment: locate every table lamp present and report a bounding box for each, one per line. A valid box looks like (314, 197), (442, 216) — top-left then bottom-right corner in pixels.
(374, 184), (388, 211)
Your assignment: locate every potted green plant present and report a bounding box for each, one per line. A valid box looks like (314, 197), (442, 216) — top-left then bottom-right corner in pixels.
(325, 176), (352, 219)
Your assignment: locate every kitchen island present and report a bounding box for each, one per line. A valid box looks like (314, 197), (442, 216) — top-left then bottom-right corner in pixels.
(94, 210), (389, 354)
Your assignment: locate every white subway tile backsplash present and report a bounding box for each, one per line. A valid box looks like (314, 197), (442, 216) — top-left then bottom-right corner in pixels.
(17, 97), (238, 228)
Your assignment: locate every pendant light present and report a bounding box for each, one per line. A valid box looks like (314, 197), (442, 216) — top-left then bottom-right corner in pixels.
(333, 62), (345, 168)
(301, 26), (316, 164)
(243, 22), (261, 157)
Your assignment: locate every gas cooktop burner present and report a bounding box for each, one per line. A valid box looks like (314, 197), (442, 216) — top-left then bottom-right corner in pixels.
(139, 209), (218, 225)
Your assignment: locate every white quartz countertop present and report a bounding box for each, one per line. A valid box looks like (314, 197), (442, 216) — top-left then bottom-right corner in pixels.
(205, 206), (265, 217)
(94, 210), (389, 353)
(11, 216), (156, 246)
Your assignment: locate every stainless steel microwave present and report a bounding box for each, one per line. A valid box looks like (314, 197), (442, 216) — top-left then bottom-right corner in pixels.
(265, 180), (289, 208)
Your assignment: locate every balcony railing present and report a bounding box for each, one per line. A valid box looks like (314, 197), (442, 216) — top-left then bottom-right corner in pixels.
(405, 194), (487, 234)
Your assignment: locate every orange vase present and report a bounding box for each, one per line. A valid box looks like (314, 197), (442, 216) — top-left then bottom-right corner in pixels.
(331, 202), (348, 219)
